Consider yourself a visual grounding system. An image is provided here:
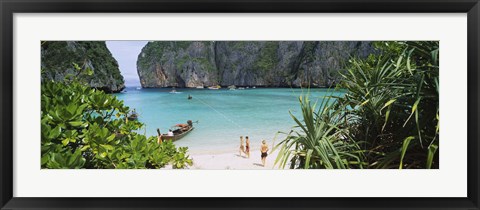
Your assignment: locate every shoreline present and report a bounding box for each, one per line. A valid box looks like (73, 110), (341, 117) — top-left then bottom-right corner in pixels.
(123, 86), (341, 90)
(187, 149), (285, 170)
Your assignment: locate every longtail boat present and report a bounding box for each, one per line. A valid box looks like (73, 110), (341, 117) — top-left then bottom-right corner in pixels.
(127, 112), (138, 121)
(157, 120), (194, 142)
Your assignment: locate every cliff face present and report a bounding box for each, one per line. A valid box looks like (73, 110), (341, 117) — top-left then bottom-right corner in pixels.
(41, 41), (125, 93)
(137, 41), (219, 88)
(137, 41), (374, 88)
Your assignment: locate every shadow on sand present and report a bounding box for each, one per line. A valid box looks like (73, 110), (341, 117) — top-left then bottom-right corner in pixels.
(253, 163), (264, 167)
(235, 154), (247, 159)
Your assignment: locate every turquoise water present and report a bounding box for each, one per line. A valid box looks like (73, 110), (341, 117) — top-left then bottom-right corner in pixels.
(115, 88), (343, 154)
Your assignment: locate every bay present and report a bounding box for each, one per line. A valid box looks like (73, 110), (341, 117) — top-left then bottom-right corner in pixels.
(115, 87), (343, 154)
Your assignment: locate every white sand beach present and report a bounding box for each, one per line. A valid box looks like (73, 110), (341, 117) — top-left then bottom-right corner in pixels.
(188, 149), (285, 170)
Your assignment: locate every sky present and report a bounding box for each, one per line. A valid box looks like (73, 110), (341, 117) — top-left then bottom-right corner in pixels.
(106, 41), (148, 87)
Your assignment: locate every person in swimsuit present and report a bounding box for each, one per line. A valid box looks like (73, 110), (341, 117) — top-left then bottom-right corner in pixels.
(239, 136), (245, 156)
(260, 140), (269, 167)
(245, 136), (250, 158)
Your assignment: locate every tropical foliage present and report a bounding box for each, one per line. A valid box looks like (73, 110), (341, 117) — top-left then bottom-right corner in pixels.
(275, 41), (439, 169)
(274, 95), (365, 169)
(41, 64), (193, 169)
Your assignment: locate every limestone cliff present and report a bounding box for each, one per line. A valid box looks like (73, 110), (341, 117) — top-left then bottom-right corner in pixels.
(41, 41), (125, 93)
(137, 41), (218, 88)
(137, 41), (374, 88)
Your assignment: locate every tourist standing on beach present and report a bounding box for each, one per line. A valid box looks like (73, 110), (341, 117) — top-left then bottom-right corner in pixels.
(245, 136), (250, 158)
(261, 140), (269, 167)
(239, 136), (245, 156)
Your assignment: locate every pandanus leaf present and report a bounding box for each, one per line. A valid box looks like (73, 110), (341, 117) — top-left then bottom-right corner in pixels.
(426, 144), (438, 169)
(399, 136), (415, 169)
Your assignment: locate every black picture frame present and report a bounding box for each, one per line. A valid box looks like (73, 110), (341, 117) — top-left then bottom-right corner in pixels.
(1, 0), (479, 209)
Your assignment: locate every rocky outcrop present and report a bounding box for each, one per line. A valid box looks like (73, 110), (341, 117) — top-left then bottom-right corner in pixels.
(137, 41), (374, 88)
(41, 41), (125, 93)
(137, 41), (218, 88)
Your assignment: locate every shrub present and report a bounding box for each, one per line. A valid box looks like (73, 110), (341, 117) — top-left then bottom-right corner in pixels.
(274, 94), (366, 169)
(275, 41), (439, 169)
(339, 41), (439, 169)
(41, 65), (193, 169)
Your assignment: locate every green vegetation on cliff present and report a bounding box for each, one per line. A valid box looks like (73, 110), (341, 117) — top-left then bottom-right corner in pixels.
(137, 41), (219, 87)
(253, 41), (279, 72)
(41, 41), (125, 93)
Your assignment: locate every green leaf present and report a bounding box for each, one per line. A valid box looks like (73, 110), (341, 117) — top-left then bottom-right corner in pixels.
(85, 67), (94, 76)
(415, 109), (423, 147)
(360, 99), (370, 106)
(41, 154), (49, 165)
(72, 62), (81, 71)
(412, 97), (421, 113)
(48, 125), (62, 139)
(101, 144), (114, 151)
(399, 136), (415, 169)
(382, 106), (391, 132)
(406, 48), (414, 75)
(426, 144), (438, 169)
(304, 149), (314, 169)
(381, 99), (396, 111)
(403, 97), (422, 127)
(68, 121), (84, 127)
(106, 134), (116, 143)
(80, 145), (90, 152)
(61, 139), (69, 146)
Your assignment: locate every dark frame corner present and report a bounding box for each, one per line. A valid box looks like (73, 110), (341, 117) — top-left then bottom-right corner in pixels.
(1, 0), (479, 209)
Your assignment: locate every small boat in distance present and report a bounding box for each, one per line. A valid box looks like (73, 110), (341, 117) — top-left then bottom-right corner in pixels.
(157, 120), (194, 142)
(228, 85), (236, 90)
(127, 114), (138, 121)
(208, 85), (221, 90)
(169, 87), (182, 94)
(196, 85), (204, 89)
(127, 109), (139, 121)
(136, 87), (142, 90)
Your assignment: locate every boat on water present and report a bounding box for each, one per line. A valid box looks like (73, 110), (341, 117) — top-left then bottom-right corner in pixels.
(196, 86), (204, 89)
(157, 120), (194, 142)
(169, 88), (182, 94)
(238, 87), (245, 90)
(136, 87), (142, 90)
(127, 109), (139, 121)
(228, 85), (236, 90)
(127, 114), (138, 121)
(208, 85), (221, 90)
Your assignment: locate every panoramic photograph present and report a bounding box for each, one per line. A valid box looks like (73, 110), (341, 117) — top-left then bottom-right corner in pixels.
(40, 40), (439, 169)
